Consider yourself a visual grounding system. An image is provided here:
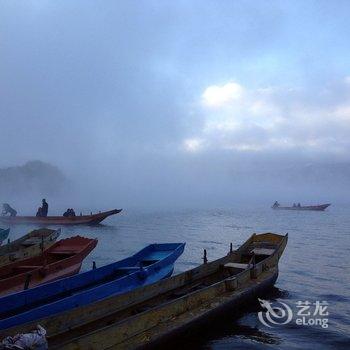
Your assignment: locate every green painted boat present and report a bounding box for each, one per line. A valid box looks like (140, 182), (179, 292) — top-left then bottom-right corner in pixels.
(0, 228), (60, 267)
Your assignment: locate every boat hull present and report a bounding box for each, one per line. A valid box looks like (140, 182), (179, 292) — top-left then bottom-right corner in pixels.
(272, 203), (330, 211)
(140, 270), (279, 350)
(0, 243), (184, 330)
(0, 233), (287, 350)
(77, 270), (279, 350)
(0, 236), (97, 296)
(0, 209), (122, 226)
(89, 234), (287, 350)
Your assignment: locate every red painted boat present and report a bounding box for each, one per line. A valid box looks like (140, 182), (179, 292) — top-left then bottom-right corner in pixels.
(0, 209), (122, 226)
(0, 236), (97, 296)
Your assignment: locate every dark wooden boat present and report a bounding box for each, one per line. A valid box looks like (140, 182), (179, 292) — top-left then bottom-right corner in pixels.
(0, 233), (287, 349)
(0, 229), (10, 245)
(0, 236), (97, 296)
(272, 203), (331, 211)
(0, 209), (122, 226)
(0, 243), (185, 330)
(0, 228), (60, 267)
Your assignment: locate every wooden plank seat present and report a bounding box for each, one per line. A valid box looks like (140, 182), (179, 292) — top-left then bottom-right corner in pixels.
(21, 238), (44, 246)
(252, 242), (276, 249)
(224, 263), (249, 270)
(251, 248), (275, 256)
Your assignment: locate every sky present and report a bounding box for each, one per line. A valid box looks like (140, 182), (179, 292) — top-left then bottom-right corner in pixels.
(1, 1), (350, 207)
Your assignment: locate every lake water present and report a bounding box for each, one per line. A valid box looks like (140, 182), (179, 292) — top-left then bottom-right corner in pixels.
(6, 204), (350, 349)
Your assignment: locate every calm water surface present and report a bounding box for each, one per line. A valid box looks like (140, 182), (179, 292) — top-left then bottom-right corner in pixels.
(7, 205), (350, 350)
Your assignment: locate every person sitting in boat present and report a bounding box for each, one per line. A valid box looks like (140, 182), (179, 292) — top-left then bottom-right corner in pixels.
(272, 201), (280, 208)
(297, 203), (301, 207)
(2, 203), (17, 217)
(63, 208), (76, 217)
(36, 207), (43, 217)
(41, 199), (48, 217)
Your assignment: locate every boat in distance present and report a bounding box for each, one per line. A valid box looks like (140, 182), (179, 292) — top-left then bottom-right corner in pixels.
(0, 209), (122, 226)
(0, 228), (60, 267)
(0, 228), (10, 245)
(0, 243), (185, 331)
(272, 202), (331, 211)
(0, 236), (97, 297)
(1, 233), (287, 349)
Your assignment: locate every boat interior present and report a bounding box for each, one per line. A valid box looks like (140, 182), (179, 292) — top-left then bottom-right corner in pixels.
(0, 245), (182, 321)
(0, 240), (88, 280)
(48, 236), (282, 347)
(0, 230), (54, 255)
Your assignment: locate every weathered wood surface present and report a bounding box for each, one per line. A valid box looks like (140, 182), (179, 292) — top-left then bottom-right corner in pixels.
(0, 247), (239, 337)
(53, 233), (287, 350)
(0, 233), (287, 350)
(0, 228), (60, 267)
(56, 267), (281, 349)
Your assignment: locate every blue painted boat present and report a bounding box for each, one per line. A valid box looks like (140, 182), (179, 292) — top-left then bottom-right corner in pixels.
(0, 242), (185, 330)
(0, 228), (10, 245)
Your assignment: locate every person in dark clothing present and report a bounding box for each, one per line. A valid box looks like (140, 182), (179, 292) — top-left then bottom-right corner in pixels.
(272, 201), (280, 208)
(63, 208), (76, 217)
(41, 199), (48, 217)
(2, 203), (17, 217)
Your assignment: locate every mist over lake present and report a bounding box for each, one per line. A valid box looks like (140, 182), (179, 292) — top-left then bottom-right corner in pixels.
(0, 1), (349, 349)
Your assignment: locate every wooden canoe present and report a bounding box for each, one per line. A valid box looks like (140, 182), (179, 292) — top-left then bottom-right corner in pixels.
(272, 203), (330, 211)
(0, 243), (185, 330)
(0, 236), (97, 297)
(0, 209), (122, 226)
(0, 233), (287, 349)
(0, 228), (10, 245)
(0, 228), (60, 267)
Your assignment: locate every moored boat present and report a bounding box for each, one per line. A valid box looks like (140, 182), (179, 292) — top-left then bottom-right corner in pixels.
(0, 209), (122, 226)
(0, 228), (60, 267)
(272, 203), (331, 211)
(0, 236), (97, 296)
(0, 243), (185, 330)
(0, 228), (10, 245)
(0, 233), (287, 349)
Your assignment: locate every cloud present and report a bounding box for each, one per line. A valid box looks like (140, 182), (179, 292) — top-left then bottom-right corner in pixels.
(182, 138), (204, 152)
(334, 104), (350, 121)
(184, 79), (350, 157)
(202, 82), (244, 107)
